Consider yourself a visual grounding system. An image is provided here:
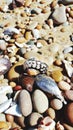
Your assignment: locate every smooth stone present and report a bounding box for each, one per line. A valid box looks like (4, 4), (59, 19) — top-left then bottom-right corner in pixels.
(64, 103), (73, 126)
(15, 116), (25, 128)
(51, 70), (63, 82)
(58, 81), (71, 91)
(19, 90), (32, 117)
(52, 5), (67, 24)
(46, 108), (55, 119)
(50, 99), (63, 110)
(64, 90), (73, 101)
(63, 123), (73, 130)
(28, 112), (43, 126)
(32, 89), (49, 113)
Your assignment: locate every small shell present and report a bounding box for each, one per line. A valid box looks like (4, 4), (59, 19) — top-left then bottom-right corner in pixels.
(56, 122), (64, 130)
(0, 85), (13, 95)
(4, 104), (22, 117)
(63, 60), (73, 77)
(4, 27), (20, 35)
(0, 58), (11, 75)
(38, 116), (55, 130)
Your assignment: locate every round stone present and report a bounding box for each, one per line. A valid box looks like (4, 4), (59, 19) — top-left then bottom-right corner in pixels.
(32, 89), (49, 113)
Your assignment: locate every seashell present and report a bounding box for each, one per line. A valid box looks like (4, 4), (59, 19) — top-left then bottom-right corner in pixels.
(0, 98), (12, 113)
(0, 58), (11, 75)
(35, 74), (67, 104)
(63, 46), (73, 54)
(0, 94), (8, 104)
(37, 116), (55, 130)
(0, 85), (13, 95)
(56, 121), (64, 130)
(23, 58), (48, 74)
(4, 103), (22, 117)
(4, 27), (20, 35)
(15, 42), (25, 48)
(63, 60), (73, 77)
(32, 29), (41, 39)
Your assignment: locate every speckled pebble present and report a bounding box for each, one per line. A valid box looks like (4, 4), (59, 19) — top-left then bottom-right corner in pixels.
(19, 90), (32, 117)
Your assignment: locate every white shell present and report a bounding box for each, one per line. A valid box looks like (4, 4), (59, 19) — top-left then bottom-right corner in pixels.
(0, 85), (13, 95)
(0, 94), (8, 104)
(0, 99), (12, 113)
(63, 60), (73, 77)
(5, 27), (20, 34)
(5, 104), (22, 117)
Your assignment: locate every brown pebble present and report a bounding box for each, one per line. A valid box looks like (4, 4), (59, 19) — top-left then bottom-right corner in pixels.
(6, 114), (14, 125)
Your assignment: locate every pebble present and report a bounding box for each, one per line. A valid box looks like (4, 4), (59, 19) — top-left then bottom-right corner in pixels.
(58, 80), (71, 91)
(15, 116), (25, 128)
(0, 94), (8, 104)
(32, 89), (49, 113)
(19, 90), (32, 117)
(52, 5), (67, 24)
(20, 75), (34, 92)
(50, 98), (63, 110)
(51, 70), (63, 82)
(64, 90), (73, 101)
(0, 121), (11, 129)
(64, 103), (73, 126)
(46, 107), (55, 119)
(28, 112), (43, 126)
(6, 114), (14, 124)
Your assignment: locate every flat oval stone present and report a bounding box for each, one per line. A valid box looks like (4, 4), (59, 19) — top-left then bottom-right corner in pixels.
(64, 90), (73, 101)
(58, 80), (71, 91)
(50, 99), (63, 110)
(32, 89), (49, 113)
(19, 90), (32, 117)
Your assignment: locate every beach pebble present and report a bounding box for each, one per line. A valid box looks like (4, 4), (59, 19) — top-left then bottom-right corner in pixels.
(19, 90), (32, 117)
(6, 114), (14, 124)
(32, 29), (41, 39)
(58, 80), (71, 91)
(50, 99), (63, 110)
(0, 121), (11, 129)
(15, 116), (25, 128)
(52, 5), (67, 24)
(64, 90), (73, 101)
(32, 89), (49, 113)
(28, 112), (43, 126)
(46, 108), (55, 119)
(51, 70), (63, 82)
(64, 103), (73, 126)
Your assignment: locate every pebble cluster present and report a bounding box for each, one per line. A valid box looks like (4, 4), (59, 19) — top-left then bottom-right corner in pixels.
(0, 0), (73, 130)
